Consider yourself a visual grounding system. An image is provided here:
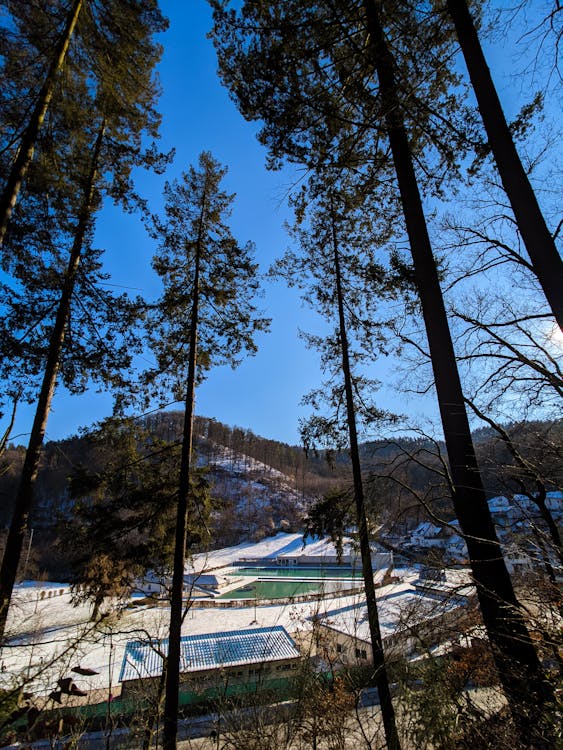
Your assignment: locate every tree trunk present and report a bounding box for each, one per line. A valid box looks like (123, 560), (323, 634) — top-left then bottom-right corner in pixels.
(91, 596), (102, 623)
(162, 239), (202, 750)
(465, 398), (563, 564)
(331, 202), (401, 750)
(0, 397), (19, 457)
(0, 0), (84, 246)
(446, 0), (563, 330)
(362, 1), (552, 743)
(529, 486), (562, 567)
(0, 119), (105, 640)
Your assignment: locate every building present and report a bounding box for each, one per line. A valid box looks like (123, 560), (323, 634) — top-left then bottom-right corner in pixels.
(238, 534), (393, 570)
(136, 571), (230, 599)
(409, 522), (448, 549)
(183, 573), (230, 596)
(119, 626), (301, 703)
(315, 581), (473, 668)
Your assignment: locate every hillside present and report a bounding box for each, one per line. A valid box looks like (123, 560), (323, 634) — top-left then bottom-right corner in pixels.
(1, 412), (560, 579)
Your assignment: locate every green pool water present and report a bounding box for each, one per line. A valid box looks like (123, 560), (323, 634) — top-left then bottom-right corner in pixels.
(233, 566), (362, 579)
(218, 580), (325, 600)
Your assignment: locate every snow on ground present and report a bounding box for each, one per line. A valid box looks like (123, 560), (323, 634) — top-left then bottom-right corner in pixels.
(0, 587), (372, 700)
(199, 444), (306, 510)
(188, 532), (306, 572)
(201, 445), (290, 484)
(0, 534), (418, 701)
(189, 532), (365, 573)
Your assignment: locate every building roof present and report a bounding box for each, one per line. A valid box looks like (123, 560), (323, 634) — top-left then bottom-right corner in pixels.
(411, 522), (442, 538)
(119, 626), (300, 683)
(184, 573), (226, 587)
(317, 582), (470, 644)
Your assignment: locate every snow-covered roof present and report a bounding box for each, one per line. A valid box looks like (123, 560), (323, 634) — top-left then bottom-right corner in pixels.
(411, 522), (442, 538)
(184, 573), (225, 586)
(446, 534), (466, 548)
(487, 496), (512, 512)
(546, 492), (563, 513)
(119, 626), (300, 682)
(318, 582), (468, 644)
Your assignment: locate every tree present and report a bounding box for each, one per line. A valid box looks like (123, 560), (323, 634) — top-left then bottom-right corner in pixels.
(209, 1), (554, 743)
(58, 418), (181, 620)
(0, 1), (168, 638)
(444, 0), (563, 329)
(144, 151), (269, 750)
(0, 0), (84, 245)
(275, 183), (401, 749)
(0, 118), (137, 638)
(0, 0), (168, 244)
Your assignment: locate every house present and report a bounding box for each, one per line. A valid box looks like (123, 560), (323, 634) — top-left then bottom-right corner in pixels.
(183, 572), (230, 596)
(503, 542), (537, 575)
(488, 492), (563, 527)
(119, 626), (301, 703)
(136, 571), (230, 599)
(136, 571), (169, 598)
(315, 581), (473, 668)
(409, 522), (447, 549)
(444, 534), (468, 563)
(545, 491), (563, 520)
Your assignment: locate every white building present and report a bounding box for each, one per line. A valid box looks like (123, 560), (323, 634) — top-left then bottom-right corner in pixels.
(315, 580), (473, 668)
(409, 522), (447, 549)
(119, 625), (301, 701)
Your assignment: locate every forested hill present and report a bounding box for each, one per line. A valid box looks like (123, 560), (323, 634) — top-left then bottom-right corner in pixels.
(1, 412), (560, 534)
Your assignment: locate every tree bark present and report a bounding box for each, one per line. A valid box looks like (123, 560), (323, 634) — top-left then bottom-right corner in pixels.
(446, 0), (563, 330)
(465, 398), (563, 564)
(0, 119), (105, 640)
(362, 0), (552, 742)
(162, 238), (202, 750)
(331, 202), (401, 750)
(0, 0), (84, 246)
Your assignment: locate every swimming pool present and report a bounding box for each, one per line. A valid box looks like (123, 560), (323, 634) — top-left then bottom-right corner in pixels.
(218, 565), (364, 599)
(217, 580), (324, 599)
(233, 566), (363, 579)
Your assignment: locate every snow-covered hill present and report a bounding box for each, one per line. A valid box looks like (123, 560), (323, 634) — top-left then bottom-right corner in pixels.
(198, 443), (311, 543)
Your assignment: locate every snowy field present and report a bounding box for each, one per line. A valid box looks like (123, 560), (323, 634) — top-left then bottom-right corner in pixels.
(0, 534), (444, 703)
(188, 531), (361, 572)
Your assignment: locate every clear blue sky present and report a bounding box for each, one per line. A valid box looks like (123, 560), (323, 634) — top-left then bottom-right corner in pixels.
(7, 0), (557, 448)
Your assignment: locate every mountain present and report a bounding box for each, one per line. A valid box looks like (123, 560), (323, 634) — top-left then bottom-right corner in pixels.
(1, 412), (560, 578)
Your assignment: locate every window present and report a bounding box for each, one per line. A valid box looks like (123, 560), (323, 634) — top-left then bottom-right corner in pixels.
(336, 643), (345, 654)
(355, 648), (367, 660)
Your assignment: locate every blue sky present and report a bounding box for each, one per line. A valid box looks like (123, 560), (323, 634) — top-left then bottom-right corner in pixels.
(7, 0), (558, 448)
(11, 0), (326, 446)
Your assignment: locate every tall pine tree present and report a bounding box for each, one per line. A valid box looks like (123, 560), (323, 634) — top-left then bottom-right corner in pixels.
(210, 1), (554, 743)
(0, 0), (167, 243)
(0, 1), (168, 638)
(275, 181), (401, 749)
(144, 152), (269, 750)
